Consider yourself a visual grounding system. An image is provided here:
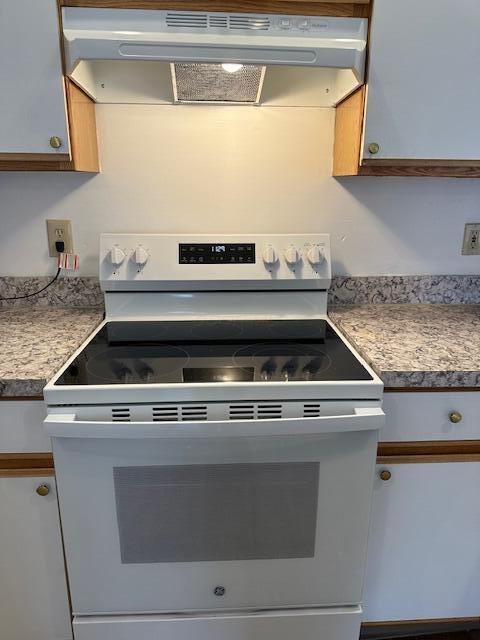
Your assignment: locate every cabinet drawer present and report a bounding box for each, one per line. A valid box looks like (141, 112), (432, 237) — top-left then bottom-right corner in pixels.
(0, 401), (51, 453)
(382, 392), (480, 442)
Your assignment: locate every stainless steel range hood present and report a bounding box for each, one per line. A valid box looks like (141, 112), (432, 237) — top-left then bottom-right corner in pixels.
(63, 8), (367, 107)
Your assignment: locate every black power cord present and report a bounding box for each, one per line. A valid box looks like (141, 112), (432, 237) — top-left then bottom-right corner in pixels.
(0, 267), (62, 301)
(1, 240), (66, 302)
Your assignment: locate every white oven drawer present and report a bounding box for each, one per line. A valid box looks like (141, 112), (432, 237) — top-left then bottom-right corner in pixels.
(73, 607), (362, 640)
(382, 392), (480, 442)
(47, 406), (383, 615)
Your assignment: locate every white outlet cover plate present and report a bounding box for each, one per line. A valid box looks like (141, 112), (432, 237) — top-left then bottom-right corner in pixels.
(462, 223), (480, 256)
(47, 219), (74, 257)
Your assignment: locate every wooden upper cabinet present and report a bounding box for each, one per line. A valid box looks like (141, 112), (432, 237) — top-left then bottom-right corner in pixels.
(0, 0), (98, 171)
(334, 0), (480, 177)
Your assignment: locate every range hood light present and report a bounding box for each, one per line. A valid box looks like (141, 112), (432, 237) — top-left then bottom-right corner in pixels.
(222, 63), (244, 73)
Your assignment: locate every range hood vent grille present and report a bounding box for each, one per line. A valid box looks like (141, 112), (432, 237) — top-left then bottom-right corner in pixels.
(228, 16), (271, 30)
(172, 63), (265, 104)
(209, 15), (228, 29)
(166, 12), (208, 29)
(165, 12), (270, 31)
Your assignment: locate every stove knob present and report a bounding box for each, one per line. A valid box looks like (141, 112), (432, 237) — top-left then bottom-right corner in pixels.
(281, 358), (298, 381)
(109, 246), (126, 267)
(260, 358), (277, 381)
(133, 245), (149, 266)
(262, 244), (278, 267)
(306, 245), (325, 267)
(284, 245), (300, 267)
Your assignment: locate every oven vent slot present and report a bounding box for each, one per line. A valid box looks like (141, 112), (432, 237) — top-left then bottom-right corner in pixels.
(229, 404), (255, 420)
(257, 404), (282, 419)
(181, 405), (208, 421)
(303, 403), (321, 417)
(166, 12), (208, 28)
(152, 406), (180, 422)
(111, 408), (131, 422)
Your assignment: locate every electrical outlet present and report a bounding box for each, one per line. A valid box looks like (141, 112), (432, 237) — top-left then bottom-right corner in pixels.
(462, 223), (480, 255)
(46, 219), (74, 257)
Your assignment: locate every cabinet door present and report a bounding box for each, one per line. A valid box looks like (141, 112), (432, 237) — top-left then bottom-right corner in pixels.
(0, 0), (70, 155)
(363, 0), (480, 161)
(0, 474), (72, 640)
(363, 462), (480, 622)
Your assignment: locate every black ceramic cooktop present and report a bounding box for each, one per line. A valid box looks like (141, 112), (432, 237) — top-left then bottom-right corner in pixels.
(55, 319), (373, 386)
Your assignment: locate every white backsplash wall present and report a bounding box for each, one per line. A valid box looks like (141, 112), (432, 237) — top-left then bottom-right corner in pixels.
(1, 105), (480, 276)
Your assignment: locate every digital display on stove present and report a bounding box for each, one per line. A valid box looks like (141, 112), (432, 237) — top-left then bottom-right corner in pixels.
(179, 243), (255, 264)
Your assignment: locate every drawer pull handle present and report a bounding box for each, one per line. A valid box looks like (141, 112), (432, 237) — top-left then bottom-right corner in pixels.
(449, 412), (462, 424)
(49, 136), (62, 149)
(36, 484), (50, 497)
(379, 469), (392, 482)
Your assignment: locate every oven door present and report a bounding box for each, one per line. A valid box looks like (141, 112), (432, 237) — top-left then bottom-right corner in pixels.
(45, 407), (383, 615)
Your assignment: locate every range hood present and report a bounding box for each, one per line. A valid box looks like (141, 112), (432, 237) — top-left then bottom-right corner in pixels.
(63, 8), (367, 107)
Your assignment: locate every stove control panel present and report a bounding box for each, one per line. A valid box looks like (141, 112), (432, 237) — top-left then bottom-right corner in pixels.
(100, 234), (331, 291)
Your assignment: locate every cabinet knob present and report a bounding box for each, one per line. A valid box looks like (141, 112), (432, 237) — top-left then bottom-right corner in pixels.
(49, 136), (63, 149)
(36, 484), (50, 497)
(368, 142), (380, 155)
(379, 469), (392, 482)
(449, 411), (462, 424)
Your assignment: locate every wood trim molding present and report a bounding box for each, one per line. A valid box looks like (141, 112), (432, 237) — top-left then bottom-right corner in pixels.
(0, 152), (70, 162)
(0, 158), (74, 171)
(358, 164), (480, 178)
(377, 453), (480, 465)
(59, 1), (369, 17)
(363, 616), (480, 627)
(0, 468), (55, 478)
(333, 86), (365, 176)
(362, 158), (480, 167)
(65, 79), (100, 172)
(0, 453), (54, 470)
(378, 441), (480, 458)
(385, 387), (480, 393)
(0, 396), (44, 401)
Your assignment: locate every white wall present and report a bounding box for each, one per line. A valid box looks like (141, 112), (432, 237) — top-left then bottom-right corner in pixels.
(1, 105), (480, 276)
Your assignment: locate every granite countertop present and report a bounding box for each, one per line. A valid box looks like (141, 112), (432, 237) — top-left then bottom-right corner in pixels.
(0, 306), (103, 397)
(329, 304), (480, 388)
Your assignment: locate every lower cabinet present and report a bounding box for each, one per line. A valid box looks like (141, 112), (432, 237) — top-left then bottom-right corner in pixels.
(363, 460), (480, 622)
(0, 472), (72, 640)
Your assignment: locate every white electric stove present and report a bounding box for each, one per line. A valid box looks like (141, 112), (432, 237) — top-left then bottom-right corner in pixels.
(44, 234), (383, 640)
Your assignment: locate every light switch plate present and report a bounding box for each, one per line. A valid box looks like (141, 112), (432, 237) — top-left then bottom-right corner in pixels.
(462, 223), (480, 255)
(46, 219), (74, 257)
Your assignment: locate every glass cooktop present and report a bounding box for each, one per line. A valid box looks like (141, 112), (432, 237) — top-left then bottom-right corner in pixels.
(55, 319), (373, 386)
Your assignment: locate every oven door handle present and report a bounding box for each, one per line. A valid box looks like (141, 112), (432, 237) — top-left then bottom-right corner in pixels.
(44, 408), (384, 438)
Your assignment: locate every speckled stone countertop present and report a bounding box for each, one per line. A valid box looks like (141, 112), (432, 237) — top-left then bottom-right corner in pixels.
(0, 307), (103, 397)
(329, 304), (480, 388)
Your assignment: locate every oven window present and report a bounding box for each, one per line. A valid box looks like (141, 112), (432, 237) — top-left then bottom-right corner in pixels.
(113, 462), (319, 564)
